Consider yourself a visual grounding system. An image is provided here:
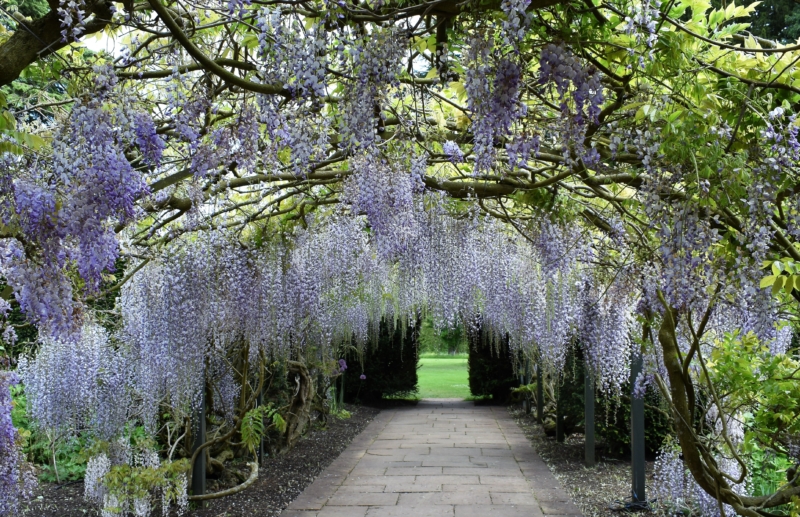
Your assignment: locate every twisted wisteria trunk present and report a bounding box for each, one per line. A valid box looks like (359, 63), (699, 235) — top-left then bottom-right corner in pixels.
(282, 360), (314, 453)
(658, 305), (800, 515)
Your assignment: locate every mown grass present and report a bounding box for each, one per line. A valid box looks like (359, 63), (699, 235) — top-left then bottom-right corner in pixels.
(417, 354), (471, 399)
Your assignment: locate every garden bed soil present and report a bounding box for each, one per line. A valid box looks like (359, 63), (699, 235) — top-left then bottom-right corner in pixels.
(21, 403), (381, 517)
(510, 407), (671, 517)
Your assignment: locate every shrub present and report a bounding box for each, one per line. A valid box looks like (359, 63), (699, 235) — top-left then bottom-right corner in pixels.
(467, 327), (519, 403)
(11, 383), (87, 483)
(343, 319), (420, 403)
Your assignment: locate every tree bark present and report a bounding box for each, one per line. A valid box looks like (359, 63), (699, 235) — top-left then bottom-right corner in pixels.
(658, 303), (800, 514)
(0, 1), (113, 87)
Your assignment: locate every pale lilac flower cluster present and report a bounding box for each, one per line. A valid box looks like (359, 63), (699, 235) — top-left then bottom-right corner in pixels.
(0, 300), (15, 346)
(19, 324), (131, 439)
(465, 36), (527, 173)
(581, 281), (637, 395)
(257, 8), (328, 98)
(539, 43), (604, 166)
(84, 453), (111, 504)
(624, 0), (661, 52)
(85, 440), (187, 517)
(500, 0), (532, 48)
(344, 150), (421, 259)
(339, 28), (404, 151)
(442, 141), (464, 163)
(58, 0), (86, 41)
(0, 371), (36, 516)
(654, 439), (743, 517)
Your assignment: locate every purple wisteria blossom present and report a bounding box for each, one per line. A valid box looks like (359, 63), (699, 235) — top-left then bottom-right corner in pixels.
(0, 372), (36, 516)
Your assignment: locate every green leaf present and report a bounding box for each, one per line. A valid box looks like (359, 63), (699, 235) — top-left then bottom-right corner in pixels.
(772, 275), (785, 295)
(760, 275), (777, 288)
(241, 34), (259, 49)
(9, 130), (45, 150)
(0, 141), (23, 155)
(272, 413), (287, 433)
(0, 111), (15, 131)
(240, 406), (267, 456)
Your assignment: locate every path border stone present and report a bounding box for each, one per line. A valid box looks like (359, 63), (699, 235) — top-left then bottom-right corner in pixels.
(280, 401), (583, 517)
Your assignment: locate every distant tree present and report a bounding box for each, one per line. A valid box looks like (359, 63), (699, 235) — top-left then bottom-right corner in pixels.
(1, 0), (49, 24)
(712, 0), (800, 42)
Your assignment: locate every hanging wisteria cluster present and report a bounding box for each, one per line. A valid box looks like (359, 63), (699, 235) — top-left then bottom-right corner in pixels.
(654, 438), (745, 517)
(0, 66), (157, 338)
(464, 35), (528, 173)
(0, 372), (35, 517)
(5, 0), (800, 513)
(257, 8), (328, 99)
(84, 439), (188, 517)
(19, 324), (131, 439)
(538, 43), (604, 166)
(581, 280), (638, 394)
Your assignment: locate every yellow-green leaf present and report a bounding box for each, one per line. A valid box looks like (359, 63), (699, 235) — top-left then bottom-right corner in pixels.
(772, 275), (785, 295)
(761, 275), (777, 288)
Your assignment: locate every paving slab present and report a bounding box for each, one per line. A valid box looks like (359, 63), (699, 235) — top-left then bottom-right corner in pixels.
(280, 399), (582, 517)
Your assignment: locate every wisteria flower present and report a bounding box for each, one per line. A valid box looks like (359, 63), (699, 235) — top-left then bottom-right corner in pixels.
(442, 140), (464, 163)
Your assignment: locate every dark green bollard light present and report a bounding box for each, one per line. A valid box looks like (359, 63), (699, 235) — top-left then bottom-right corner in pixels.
(556, 378), (565, 443)
(631, 351), (646, 503)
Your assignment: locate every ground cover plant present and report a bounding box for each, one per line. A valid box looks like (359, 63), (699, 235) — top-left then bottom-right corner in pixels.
(3, 0), (800, 515)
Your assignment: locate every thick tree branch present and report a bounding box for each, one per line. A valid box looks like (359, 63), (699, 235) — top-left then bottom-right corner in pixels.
(146, 0), (288, 96)
(0, 1), (112, 86)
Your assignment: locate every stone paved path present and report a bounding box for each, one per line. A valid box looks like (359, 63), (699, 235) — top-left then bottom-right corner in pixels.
(281, 399), (582, 517)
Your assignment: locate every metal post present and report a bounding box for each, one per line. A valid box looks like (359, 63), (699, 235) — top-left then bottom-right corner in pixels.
(631, 351), (646, 503)
(536, 364), (544, 423)
(191, 386), (206, 500)
(584, 362), (595, 467)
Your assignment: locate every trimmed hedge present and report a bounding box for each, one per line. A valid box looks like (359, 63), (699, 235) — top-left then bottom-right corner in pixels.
(467, 327), (519, 403)
(343, 319), (420, 403)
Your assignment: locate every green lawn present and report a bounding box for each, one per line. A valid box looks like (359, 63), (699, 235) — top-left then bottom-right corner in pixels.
(417, 354), (471, 399)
